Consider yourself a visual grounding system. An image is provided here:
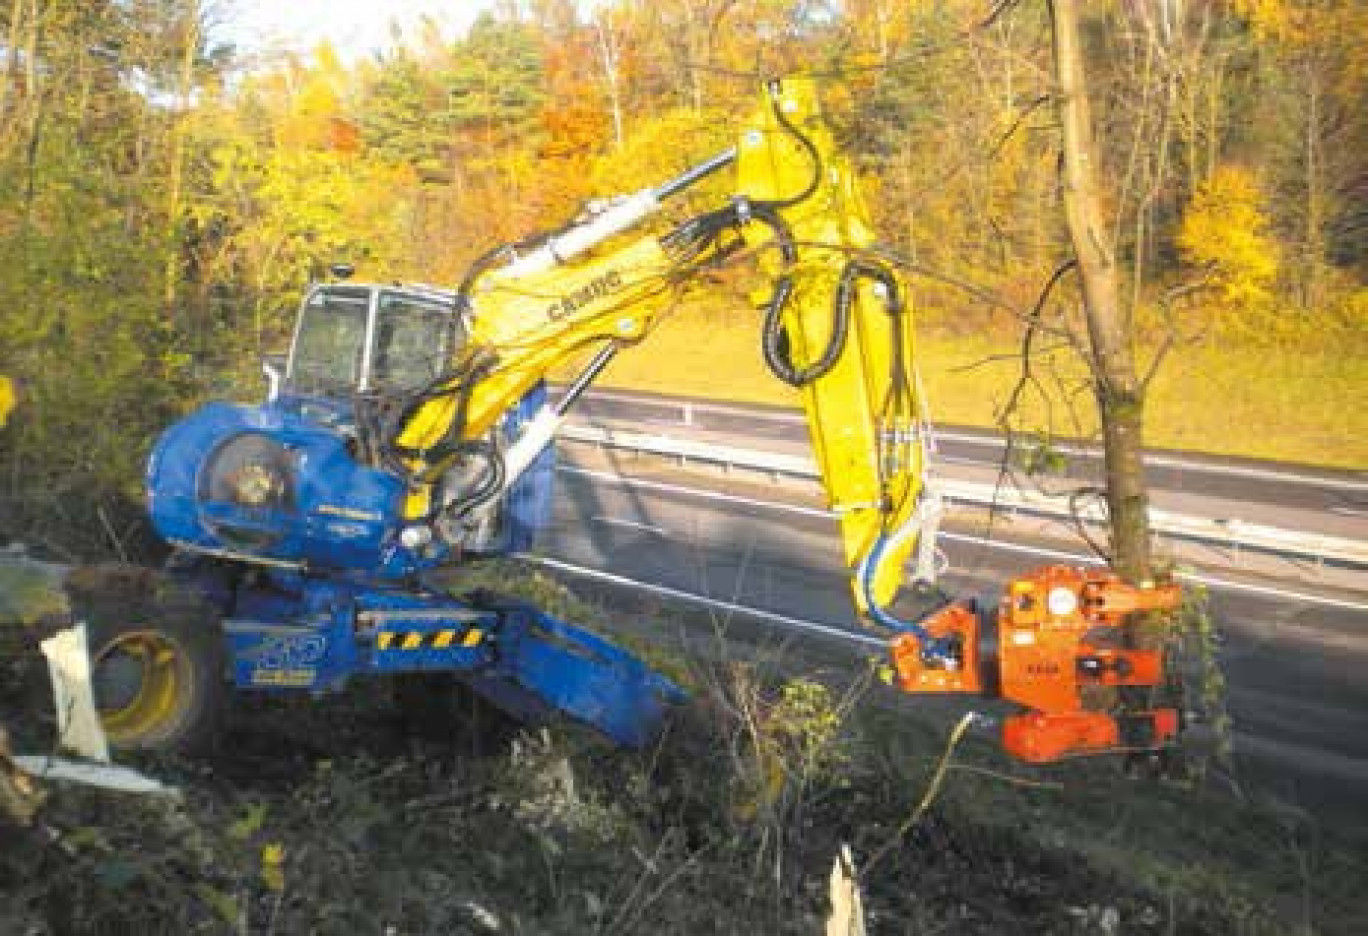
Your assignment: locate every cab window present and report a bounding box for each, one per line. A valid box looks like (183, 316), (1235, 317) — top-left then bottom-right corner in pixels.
(371, 293), (461, 391)
(289, 288), (370, 394)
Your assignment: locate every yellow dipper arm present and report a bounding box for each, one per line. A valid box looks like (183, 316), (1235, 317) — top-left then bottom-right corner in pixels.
(734, 79), (928, 614)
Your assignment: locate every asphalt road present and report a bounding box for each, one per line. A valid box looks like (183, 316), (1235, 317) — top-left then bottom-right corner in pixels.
(531, 449), (1368, 818)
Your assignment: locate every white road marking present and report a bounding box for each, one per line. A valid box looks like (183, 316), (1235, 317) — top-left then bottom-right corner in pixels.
(520, 554), (888, 649)
(560, 465), (1368, 613)
(938, 531), (1368, 613)
(933, 433), (1368, 493)
(591, 515), (669, 536)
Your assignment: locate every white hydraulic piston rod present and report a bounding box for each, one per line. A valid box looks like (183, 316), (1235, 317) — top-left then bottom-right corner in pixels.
(498, 344), (622, 496)
(496, 148), (738, 279)
(501, 405), (564, 488)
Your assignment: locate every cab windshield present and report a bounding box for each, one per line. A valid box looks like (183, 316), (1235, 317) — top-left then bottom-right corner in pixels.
(289, 288), (370, 394)
(288, 288), (458, 397)
(371, 293), (456, 391)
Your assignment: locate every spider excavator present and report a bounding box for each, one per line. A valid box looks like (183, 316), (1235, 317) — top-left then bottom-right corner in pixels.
(61, 79), (1181, 764)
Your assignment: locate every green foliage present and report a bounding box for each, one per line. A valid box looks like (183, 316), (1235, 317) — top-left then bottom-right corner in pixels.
(1172, 584), (1235, 772)
(766, 677), (851, 787)
(726, 670), (854, 826)
(358, 50), (462, 179)
(447, 14), (547, 137)
(1013, 431), (1071, 476)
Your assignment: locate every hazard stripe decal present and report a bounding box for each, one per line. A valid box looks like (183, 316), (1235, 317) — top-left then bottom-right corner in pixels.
(376, 628), (485, 651)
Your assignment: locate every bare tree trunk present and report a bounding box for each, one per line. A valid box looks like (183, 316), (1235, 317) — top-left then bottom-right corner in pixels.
(594, 12), (624, 150)
(0, 0), (25, 146)
(1048, 0), (1154, 583)
(163, 4), (201, 314)
(1302, 67), (1323, 309)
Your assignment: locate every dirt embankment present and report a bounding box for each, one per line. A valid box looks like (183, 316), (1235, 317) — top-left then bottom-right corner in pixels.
(3, 609), (1367, 936)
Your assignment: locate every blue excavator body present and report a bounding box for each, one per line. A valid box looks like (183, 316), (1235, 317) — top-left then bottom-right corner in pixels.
(142, 282), (681, 749)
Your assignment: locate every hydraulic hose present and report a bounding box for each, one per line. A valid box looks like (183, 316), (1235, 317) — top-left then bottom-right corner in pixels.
(752, 79), (822, 212)
(456, 244), (517, 309)
(856, 504), (958, 666)
(763, 257), (904, 387)
(436, 440), (506, 518)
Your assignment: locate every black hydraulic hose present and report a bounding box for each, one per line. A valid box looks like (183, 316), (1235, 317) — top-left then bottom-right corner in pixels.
(764, 256), (903, 387)
(437, 440), (506, 516)
(456, 243), (516, 309)
(761, 274), (806, 386)
(375, 351), (499, 492)
(763, 265), (851, 387)
(433, 353), (496, 454)
(848, 259), (904, 316)
(749, 202), (799, 264)
(752, 80), (822, 212)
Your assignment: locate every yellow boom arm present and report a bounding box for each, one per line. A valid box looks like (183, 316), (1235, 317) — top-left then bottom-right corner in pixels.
(392, 79), (935, 624)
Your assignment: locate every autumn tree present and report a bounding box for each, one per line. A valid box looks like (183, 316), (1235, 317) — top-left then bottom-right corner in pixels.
(188, 45), (420, 348)
(0, 0), (223, 554)
(1177, 165), (1280, 316)
(1234, 1), (1368, 308)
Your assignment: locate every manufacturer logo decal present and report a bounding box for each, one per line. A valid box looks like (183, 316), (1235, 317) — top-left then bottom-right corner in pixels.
(252, 668), (316, 687)
(546, 270), (623, 320)
(317, 504), (382, 523)
(245, 633), (328, 670)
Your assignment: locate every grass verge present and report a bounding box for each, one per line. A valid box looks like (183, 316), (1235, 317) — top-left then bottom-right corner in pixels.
(588, 304), (1367, 469)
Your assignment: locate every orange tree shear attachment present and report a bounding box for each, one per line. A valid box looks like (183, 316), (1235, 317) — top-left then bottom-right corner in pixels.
(886, 566), (1183, 763)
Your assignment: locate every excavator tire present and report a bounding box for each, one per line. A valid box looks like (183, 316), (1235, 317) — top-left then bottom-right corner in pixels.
(63, 564), (226, 756)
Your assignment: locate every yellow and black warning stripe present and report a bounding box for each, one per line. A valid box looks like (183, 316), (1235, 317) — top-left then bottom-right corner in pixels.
(376, 627), (485, 651)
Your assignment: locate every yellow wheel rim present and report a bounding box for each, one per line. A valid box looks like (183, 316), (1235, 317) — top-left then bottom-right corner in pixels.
(94, 630), (193, 745)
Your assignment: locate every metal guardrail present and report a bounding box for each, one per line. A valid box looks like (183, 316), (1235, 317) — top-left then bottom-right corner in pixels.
(560, 424), (1368, 569)
(562, 385), (1368, 494)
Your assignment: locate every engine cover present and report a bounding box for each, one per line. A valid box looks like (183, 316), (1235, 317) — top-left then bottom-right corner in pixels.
(148, 401), (422, 575)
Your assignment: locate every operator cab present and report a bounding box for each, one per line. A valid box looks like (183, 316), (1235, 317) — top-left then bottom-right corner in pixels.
(283, 284), (463, 401)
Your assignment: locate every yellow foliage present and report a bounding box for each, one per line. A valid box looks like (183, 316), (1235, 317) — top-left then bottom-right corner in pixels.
(730, 674), (851, 824)
(261, 843), (286, 893)
(1232, 0), (1368, 62)
(1231, 0), (1304, 42)
(0, 375), (14, 428)
(769, 679), (845, 769)
(1177, 166), (1279, 308)
(1330, 287), (1368, 332)
(589, 108), (734, 197)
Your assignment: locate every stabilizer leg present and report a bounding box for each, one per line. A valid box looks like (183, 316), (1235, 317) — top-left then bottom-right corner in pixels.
(471, 593), (686, 749)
